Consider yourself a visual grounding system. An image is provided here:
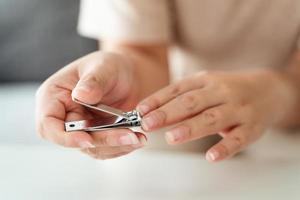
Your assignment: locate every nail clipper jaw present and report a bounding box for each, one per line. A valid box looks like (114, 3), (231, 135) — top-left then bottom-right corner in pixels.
(65, 110), (141, 132)
(125, 110), (141, 126)
(65, 97), (142, 132)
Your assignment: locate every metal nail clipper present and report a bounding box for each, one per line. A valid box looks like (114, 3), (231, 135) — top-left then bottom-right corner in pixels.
(65, 98), (141, 132)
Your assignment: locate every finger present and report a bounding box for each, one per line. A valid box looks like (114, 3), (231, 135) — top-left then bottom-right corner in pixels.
(40, 116), (95, 148)
(205, 125), (256, 162)
(164, 105), (240, 145)
(66, 108), (147, 148)
(137, 73), (207, 116)
(90, 129), (146, 147)
(141, 88), (224, 131)
(87, 151), (133, 160)
(135, 132), (148, 144)
(81, 145), (141, 155)
(36, 89), (95, 148)
(36, 53), (122, 148)
(65, 107), (93, 122)
(81, 145), (140, 160)
(71, 56), (120, 105)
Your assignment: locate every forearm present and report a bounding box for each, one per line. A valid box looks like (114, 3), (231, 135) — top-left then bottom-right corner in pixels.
(269, 51), (300, 127)
(100, 41), (170, 100)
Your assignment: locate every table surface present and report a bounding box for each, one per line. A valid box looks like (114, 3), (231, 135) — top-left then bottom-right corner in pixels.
(1, 83), (300, 200)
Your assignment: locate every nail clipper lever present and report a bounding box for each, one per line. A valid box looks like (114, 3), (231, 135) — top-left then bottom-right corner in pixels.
(65, 98), (141, 132)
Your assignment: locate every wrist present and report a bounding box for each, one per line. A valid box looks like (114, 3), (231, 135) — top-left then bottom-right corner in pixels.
(253, 69), (298, 127)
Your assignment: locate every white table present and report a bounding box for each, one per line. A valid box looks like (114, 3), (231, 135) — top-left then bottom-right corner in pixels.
(0, 84), (300, 200)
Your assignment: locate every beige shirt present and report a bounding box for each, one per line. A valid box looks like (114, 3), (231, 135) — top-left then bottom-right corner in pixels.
(78, 0), (300, 82)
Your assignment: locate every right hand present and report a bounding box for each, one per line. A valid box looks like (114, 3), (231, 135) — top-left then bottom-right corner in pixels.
(35, 51), (146, 159)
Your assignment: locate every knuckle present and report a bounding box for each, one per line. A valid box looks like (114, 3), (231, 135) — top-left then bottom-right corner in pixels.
(143, 97), (160, 110)
(168, 84), (182, 98)
(179, 124), (193, 140)
(82, 73), (95, 82)
(150, 110), (167, 126)
(230, 134), (246, 149)
(83, 74), (105, 86)
(201, 109), (219, 126)
(178, 92), (198, 111)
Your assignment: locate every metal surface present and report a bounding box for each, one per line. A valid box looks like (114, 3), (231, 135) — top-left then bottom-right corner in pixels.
(65, 98), (141, 132)
(72, 98), (129, 119)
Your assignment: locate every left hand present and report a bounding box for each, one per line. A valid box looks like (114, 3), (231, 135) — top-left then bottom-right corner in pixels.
(137, 70), (292, 162)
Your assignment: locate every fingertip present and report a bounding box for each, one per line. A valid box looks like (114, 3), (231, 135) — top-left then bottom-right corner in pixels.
(135, 132), (148, 145)
(118, 132), (140, 146)
(205, 149), (221, 163)
(164, 126), (190, 145)
(72, 81), (103, 105)
(66, 132), (95, 148)
(136, 104), (151, 116)
(72, 81), (91, 99)
(165, 132), (177, 145)
(141, 110), (165, 131)
(92, 129), (143, 147)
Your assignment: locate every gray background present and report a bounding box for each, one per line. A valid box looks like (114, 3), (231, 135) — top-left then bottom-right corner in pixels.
(0, 0), (97, 82)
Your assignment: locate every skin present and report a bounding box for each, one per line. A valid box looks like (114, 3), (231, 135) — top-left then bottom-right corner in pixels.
(36, 40), (300, 162)
(137, 52), (300, 162)
(35, 43), (169, 158)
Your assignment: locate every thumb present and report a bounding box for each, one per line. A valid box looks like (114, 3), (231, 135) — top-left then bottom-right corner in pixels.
(72, 76), (103, 104)
(71, 53), (123, 104)
(72, 66), (115, 104)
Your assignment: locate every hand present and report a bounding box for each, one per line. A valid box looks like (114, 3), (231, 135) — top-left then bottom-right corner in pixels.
(36, 51), (146, 160)
(137, 70), (292, 162)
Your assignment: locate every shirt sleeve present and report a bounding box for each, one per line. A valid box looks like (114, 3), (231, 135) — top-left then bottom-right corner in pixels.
(78, 0), (172, 43)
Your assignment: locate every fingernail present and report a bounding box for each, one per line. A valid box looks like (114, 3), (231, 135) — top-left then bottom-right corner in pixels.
(142, 115), (157, 131)
(78, 141), (95, 148)
(77, 84), (92, 92)
(139, 135), (147, 145)
(72, 82), (92, 97)
(165, 126), (189, 144)
(206, 149), (220, 162)
(119, 133), (140, 145)
(137, 104), (151, 116)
